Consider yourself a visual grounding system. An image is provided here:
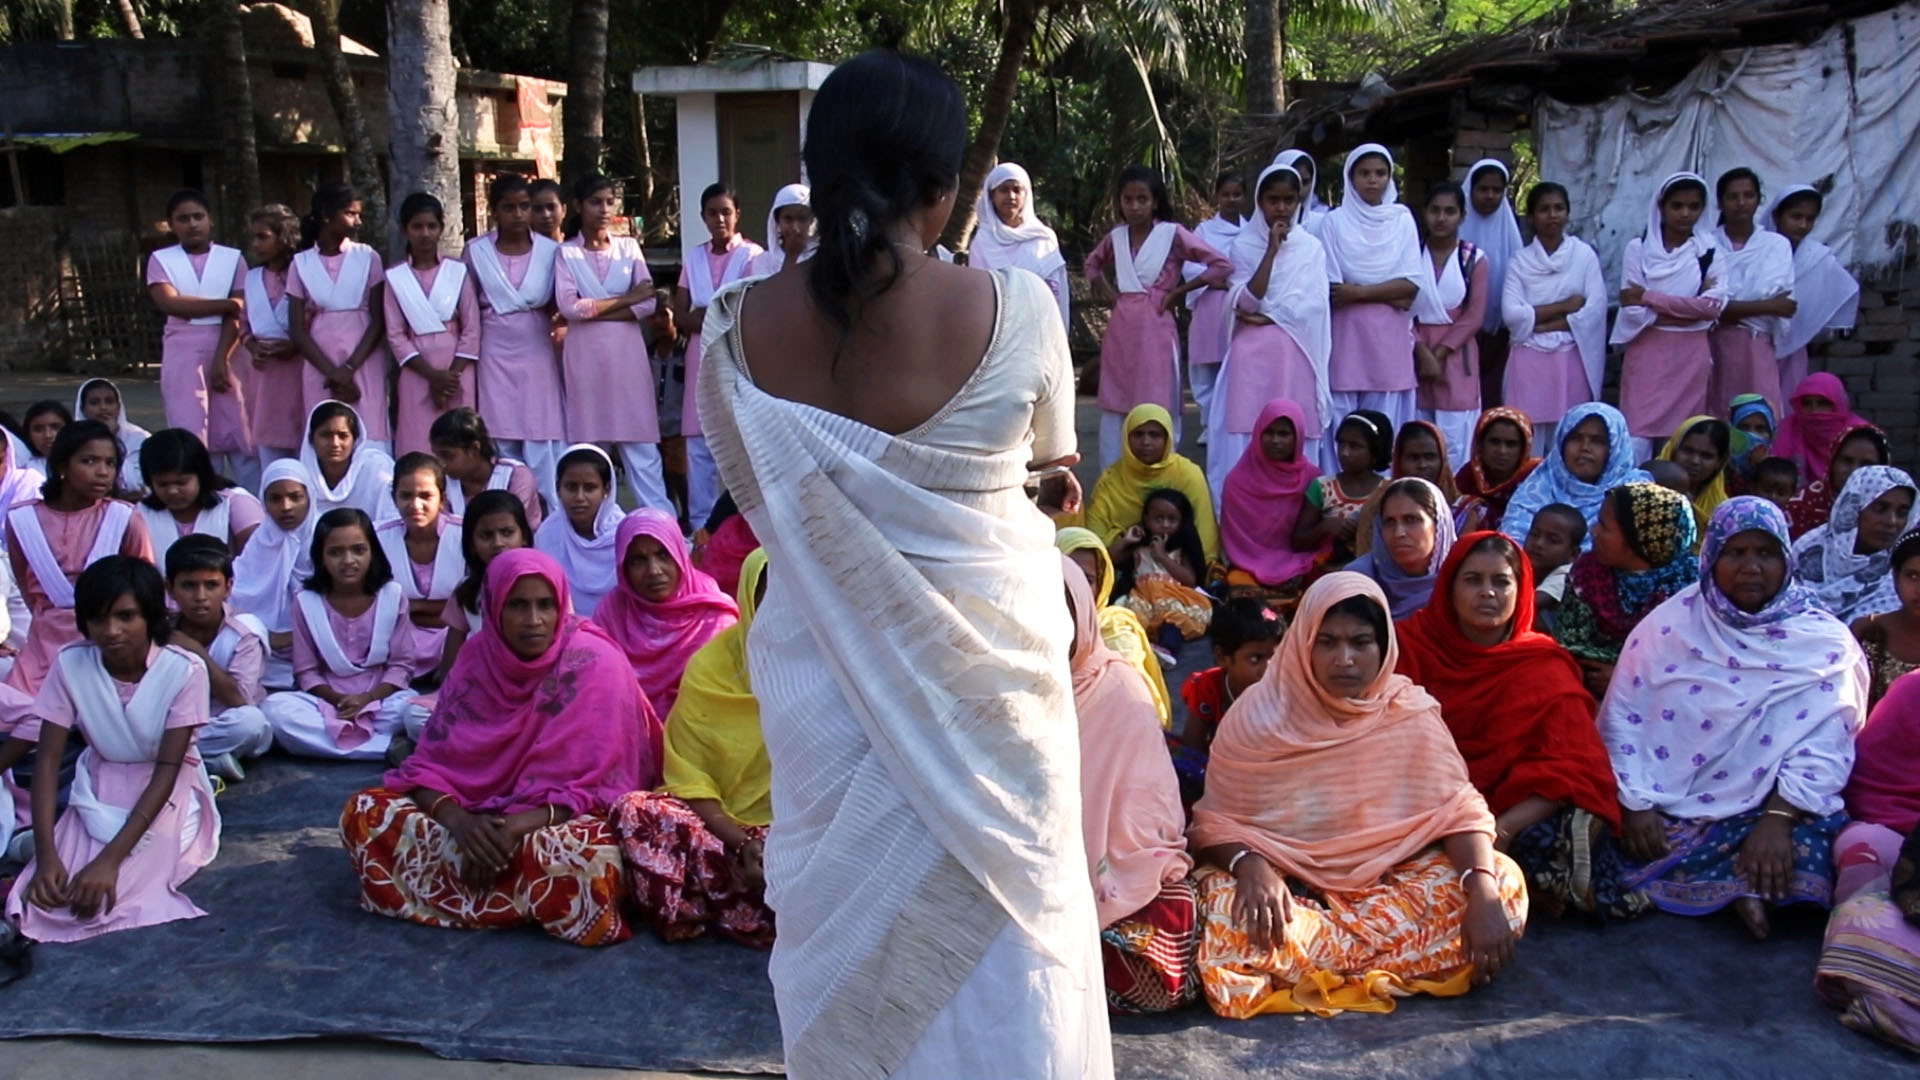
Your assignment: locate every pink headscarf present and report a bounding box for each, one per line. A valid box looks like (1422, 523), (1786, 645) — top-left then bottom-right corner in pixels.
(1772, 373), (1869, 486)
(386, 548), (659, 814)
(593, 509), (740, 719)
(1065, 553), (1191, 928)
(1220, 399), (1324, 586)
(1845, 670), (1920, 834)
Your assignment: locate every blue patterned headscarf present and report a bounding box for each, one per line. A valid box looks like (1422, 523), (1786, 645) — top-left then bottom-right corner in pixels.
(1699, 496), (1817, 629)
(1502, 401), (1654, 552)
(1728, 394), (1776, 479)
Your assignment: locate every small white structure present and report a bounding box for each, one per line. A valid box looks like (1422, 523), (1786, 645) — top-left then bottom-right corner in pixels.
(632, 58), (834, 252)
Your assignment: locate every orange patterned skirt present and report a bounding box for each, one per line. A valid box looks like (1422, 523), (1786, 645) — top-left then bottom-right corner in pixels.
(1195, 849), (1528, 1019)
(1103, 877), (1200, 1013)
(340, 788), (631, 947)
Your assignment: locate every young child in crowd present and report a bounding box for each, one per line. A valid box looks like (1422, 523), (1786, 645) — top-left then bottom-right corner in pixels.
(20, 400), (70, 476)
(164, 535), (271, 783)
(533, 444), (625, 616)
(1114, 488), (1213, 665)
(675, 183), (763, 532)
(1170, 597), (1281, 810)
(374, 453), (464, 679)
(75, 379), (150, 497)
(229, 459), (313, 690)
(1293, 409), (1391, 566)
(1525, 502), (1586, 633)
(1751, 456), (1802, 512)
(428, 407), (542, 530)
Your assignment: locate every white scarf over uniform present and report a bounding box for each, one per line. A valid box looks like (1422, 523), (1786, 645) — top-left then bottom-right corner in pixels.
(60, 643), (203, 848)
(1764, 184), (1860, 356)
(297, 401), (395, 524)
(385, 256), (470, 339)
(971, 163), (1071, 336)
(1317, 143), (1448, 323)
(1457, 158), (1524, 333)
(464, 231), (558, 315)
(291, 241), (376, 313)
(1502, 234), (1610, 400)
(750, 183), (815, 275)
(1611, 171), (1727, 344)
(1269, 149), (1330, 232)
(1711, 219), (1795, 337)
(151, 244), (242, 325)
(244, 265), (292, 340)
(1215, 163), (1335, 429)
(231, 458), (315, 634)
(1183, 213), (1243, 313)
(531, 443), (625, 616)
(375, 515), (465, 600)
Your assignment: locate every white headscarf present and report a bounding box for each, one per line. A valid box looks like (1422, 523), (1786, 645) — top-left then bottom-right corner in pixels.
(75, 377), (149, 493)
(1790, 465), (1919, 622)
(1764, 184), (1860, 356)
(298, 400), (396, 523)
(754, 183), (816, 274)
(1458, 158), (1524, 333)
(1269, 149), (1329, 229)
(1711, 176), (1796, 338)
(967, 163), (1066, 279)
(1218, 163), (1334, 427)
(1611, 171), (1725, 344)
(1317, 143), (1447, 323)
(1503, 229), (1610, 402)
(230, 457), (315, 634)
(0, 428), (44, 512)
(532, 443), (626, 616)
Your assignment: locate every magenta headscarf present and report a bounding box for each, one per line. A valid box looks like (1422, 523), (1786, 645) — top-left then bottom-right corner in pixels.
(1772, 373), (1869, 486)
(1220, 399), (1324, 586)
(1845, 670), (1920, 834)
(592, 509), (740, 719)
(386, 548), (660, 814)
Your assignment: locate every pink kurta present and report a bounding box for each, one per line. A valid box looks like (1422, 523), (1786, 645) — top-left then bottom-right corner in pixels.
(143, 488), (267, 554)
(5, 501), (155, 695)
(1504, 345), (1591, 425)
(4, 644), (218, 942)
(679, 236), (761, 439)
(451, 460), (543, 532)
(241, 267), (307, 451)
(1619, 291), (1722, 438)
(1188, 288), (1229, 370)
(287, 244), (390, 441)
(553, 239), (659, 443)
(1328, 302), (1416, 393)
(147, 247), (250, 453)
(384, 260), (482, 457)
(466, 243), (566, 442)
(1084, 225), (1229, 414)
(1224, 291), (1322, 438)
(290, 592), (421, 745)
(1414, 255), (1488, 413)
(215, 609), (268, 709)
(1707, 325), (1780, 420)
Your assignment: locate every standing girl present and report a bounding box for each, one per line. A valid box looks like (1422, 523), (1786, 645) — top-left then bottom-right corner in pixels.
(1767, 185), (1860, 394)
(260, 507), (421, 759)
(299, 401), (395, 523)
(748, 183), (815, 276)
(229, 458), (313, 689)
(554, 174), (670, 513)
(528, 179), (567, 244)
(287, 182), (390, 454)
(533, 444), (626, 616)
(384, 193), (480, 458)
(4, 556), (218, 942)
(1318, 144), (1445, 442)
(1183, 170), (1246, 443)
(241, 204), (307, 472)
(968, 163), (1072, 337)
(676, 183), (765, 532)
(1458, 160), (1524, 409)
(1084, 165), (1231, 468)
(137, 429), (265, 557)
(1501, 183), (1607, 456)
(1414, 182), (1490, 460)
(463, 174), (566, 510)
(1611, 172), (1726, 455)
(1706, 168), (1796, 414)
(75, 379), (150, 497)
(1268, 150), (1329, 234)
(375, 452), (465, 676)
(5, 421), (156, 694)
(145, 189), (251, 483)
(428, 407), (542, 530)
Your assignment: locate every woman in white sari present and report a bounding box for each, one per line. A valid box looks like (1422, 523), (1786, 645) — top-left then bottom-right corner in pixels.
(698, 51), (1110, 1080)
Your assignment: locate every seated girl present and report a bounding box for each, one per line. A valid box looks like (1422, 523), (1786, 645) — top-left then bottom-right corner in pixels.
(1055, 526), (1172, 730)
(373, 452), (465, 678)
(1501, 401), (1652, 551)
(1772, 373), (1868, 488)
(4, 556), (219, 942)
(1851, 528), (1920, 708)
(1062, 552), (1195, 1014)
(136, 429), (265, 558)
(74, 378), (150, 497)
(430, 489), (533, 688)
(1218, 400), (1324, 606)
(6, 420), (156, 695)
(428, 406), (542, 531)
(342, 548), (650, 947)
(613, 549), (770, 947)
(1656, 415), (1732, 527)
(1452, 408), (1539, 534)
(228, 459), (314, 689)
(1602, 497), (1867, 940)
(1087, 404), (1218, 566)
(594, 508), (737, 721)
(164, 535), (272, 784)
(1292, 410), (1390, 567)
(1786, 423), (1887, 540)
(1554, 482), (1698, 699)
(19, 399), (69, 477)
(1113, 488), (1214, 663)
(1189, 573), (1526, 1019)
(533, 444), (625, 617)
(299, 401), (395, 524)
(1344, 477), (1458, 619)
(1398, 531), (1642, 921)
(261, 507), (421, 760)
(1792, 465), (1917, 624)
(1172, 598), (1280, 809)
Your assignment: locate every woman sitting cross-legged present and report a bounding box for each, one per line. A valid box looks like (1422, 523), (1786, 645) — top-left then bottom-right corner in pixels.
(339, 548), (656, 946)
(1189, 572), (1527, 1019)
(1601, 497), (1869, 940)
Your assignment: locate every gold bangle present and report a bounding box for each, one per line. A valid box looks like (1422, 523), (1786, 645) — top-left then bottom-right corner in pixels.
(1764, 808), (1799, 822)
(428, 793), (453, 818)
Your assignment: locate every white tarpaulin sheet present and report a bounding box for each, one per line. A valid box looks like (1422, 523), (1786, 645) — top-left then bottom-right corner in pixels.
(1538, 2), (1920, 289)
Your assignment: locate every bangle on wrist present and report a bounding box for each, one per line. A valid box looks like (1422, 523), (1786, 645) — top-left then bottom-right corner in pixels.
(1764, 807), (1799, 823)
(1227, 849), (1254, 876)
(428, 794), (453, 819)
(1460, 865), (1499, 889)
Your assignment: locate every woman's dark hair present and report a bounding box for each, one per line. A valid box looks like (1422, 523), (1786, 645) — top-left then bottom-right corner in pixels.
(565, 173), (619, 239)
(1462, 532), (1525, 579)
(453, 489), (532, 613)
(398, 191), (444, 228)
(41, 419), (122, 501)
(1833, 426), (1892, 481)
(1140, 487), (1208, 585)
(1256, 167), (1302, 200)
(164, 533), (235, 582)
(22, 399), (72, 438)
(557, 445), (613, 488)
(249, 203), (301, 259)
(75, 555), (170, 646)
(1715, 167), (1762, 207)
(301, 180), (361, 250)
(308, 400), (362, 442)
(1525, 182), (1571, 216)
(1753, 455), (1801, 489)
(1213, 169), (1246, 194)
(1425, 181), (1467, 212)
(392, 451), (448, 499)
(802, 51), (966, 346)
(78, 377), (119, 412)
(1772, 188), (1824, 224)
(1679, 417), (1732, 463)
(1339, 410), (1395, 471)
(166, 188), (210, 218)
(1379, 476), (1442, 524)
(699, 182), (738, 211)
(1323, 592), (1389, 648)
(1892, 529), (1920, 575)
(1208, 597), (1283, 653)
(139, 428), (233, 511)
(528, 177), (563, 201)
(702, 489), (738, 537)
(303, 507), (393, 595)
(488, 172), (530, 207)
(1468, 162), (1508, 190)
(428, 407), (497, 461)
(1116, 164), (1176, 223)
(1658, 176), (1708, 207)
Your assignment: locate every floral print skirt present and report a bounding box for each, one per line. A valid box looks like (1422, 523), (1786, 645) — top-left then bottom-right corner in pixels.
(611, 791), (774, 949)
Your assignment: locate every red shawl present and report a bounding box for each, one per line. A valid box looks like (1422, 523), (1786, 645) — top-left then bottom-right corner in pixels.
(1394, 531), (1620, 827)
(1452, 407), (1540, 530)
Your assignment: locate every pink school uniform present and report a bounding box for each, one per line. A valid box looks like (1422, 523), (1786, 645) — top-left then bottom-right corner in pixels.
(1501, 234), (1608, 454)
(240, 265), (307, 459)
(287, 240), (390, 445)
(261, 580), (420, 760)
(4, 500), (155, 695)
(1765, 184), (1859, 393)
(385, 257), (481, 458)
(680, 234), (763, 528)
(553, 237), (671, 512)
(1611, 172), (1728, 441)
(136, 487), (266, 558)
(373, 514), (464, 674)
(445, 457), (543, 532)
(197, 606), (273, 761)
(1705, 224), (1794, 415)
(1182, 214), (1243, 437)
(1414, 241), (1490, 459)
(463, 232), (566, 499)
(4, 642), (219, 943)
(146, 243), (250, 455)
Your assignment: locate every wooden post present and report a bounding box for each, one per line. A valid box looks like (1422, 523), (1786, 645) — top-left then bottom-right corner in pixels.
(3, 127), (26, 208)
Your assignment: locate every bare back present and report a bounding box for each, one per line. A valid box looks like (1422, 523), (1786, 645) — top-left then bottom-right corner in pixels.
(736, 256), (998, 436)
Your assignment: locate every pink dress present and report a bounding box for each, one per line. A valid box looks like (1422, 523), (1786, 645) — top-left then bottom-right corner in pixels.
(5, 501), (155, 695)
(240, 266), (307, 452)
(138, 487), (267, 557)
(1708, 322), (1781, 420)
(1329, 302), (1416, 393)
(1084, 225), (1230, 415)
(1619, 293), (1722, 439)
(287, 242), (390, 441)
(147, 245), (250, 453)
(290, 590), (421, 745)
(1414, 251), (1489, 413)
(1505, 344), (1591, 424)
(449, 459), (544, 532)
(384, 260), (482, 457)
(1224, 290), (1323, 439)
(679, 236), (762, 440)
(464, 236), (567, 442)
(4, 643), (218, 942)
(553, 238), (659, 443)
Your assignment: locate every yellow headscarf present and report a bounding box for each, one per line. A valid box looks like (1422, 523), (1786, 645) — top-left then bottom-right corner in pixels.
(1657, 415), (1731, 526)
(1056, 526), (1172, 729)
(660, 548), (771, 826)
(1085, 403), (1220, 562)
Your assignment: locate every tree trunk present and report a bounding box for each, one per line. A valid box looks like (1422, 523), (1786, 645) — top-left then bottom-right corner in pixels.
(632, 92), (655, 235)
(940, 0), (1041, 251)
(1243, 0), (1284, 116)
(55, 0), (75, 39)
(563, 0), (609, 181)
(208, 0), (261, 242)
(306, 0), (387, 245)
(386, 0), (464, 257)
(113, 0), (144, 38)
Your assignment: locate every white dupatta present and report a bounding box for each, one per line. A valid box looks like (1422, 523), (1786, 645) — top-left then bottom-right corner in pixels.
(210, 611), (268, 672)
(60, 643), (199, 846)
(1317, 143), (1448, 324)
(292, 242), (375, 312)
(1611, 171), (1726, 344)
(244, 266), (291, 340)
(1765, 184), (1859, 356)
(1216, 164), (1334, 431)
(970, 163), (1068, 281)
(445, 459), (521, 516)
(296, 581), (404, 677)
(298, 402), (395, 522)
(9, 500), (132, 609)
(532, 444), (624, 615)
(1110, 221), (1176, 295)
(559, 236), (646, 303)
(684, 236), (760, 310)
(138, 494), (233, 557)
(1712, 223), (1795, 337)
(1503, 235), (1609, 401)
(152, 245), (242, 325)
(386, 258), (468, 337)
(1457, 159), (1524, 333)
(375, 516), (465, 601)
(752, 183), (815, 276)
(231, 459), (313, 634)
(465, 232), (558, 315)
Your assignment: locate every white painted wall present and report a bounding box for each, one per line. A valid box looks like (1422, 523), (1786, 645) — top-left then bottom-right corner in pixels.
(675, 92), (719, 254)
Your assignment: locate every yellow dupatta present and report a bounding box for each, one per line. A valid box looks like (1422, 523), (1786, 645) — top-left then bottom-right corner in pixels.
(1657, 414), (1728, 542)
(1056, 526), (1172, 729)
(1085, 403), (1220, 562)
(660, 548), (771, 826)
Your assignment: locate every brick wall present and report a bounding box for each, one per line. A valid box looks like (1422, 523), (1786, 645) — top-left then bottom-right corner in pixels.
(0, 207), (71, 370)
(1812, 238), (1920, 465)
